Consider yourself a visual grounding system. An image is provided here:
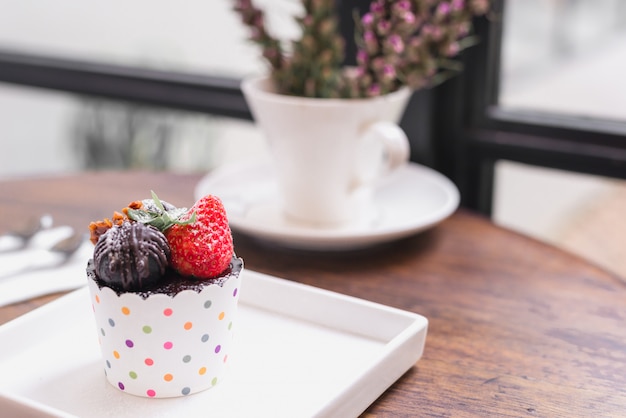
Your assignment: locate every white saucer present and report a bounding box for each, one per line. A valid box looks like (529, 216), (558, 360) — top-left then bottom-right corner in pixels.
(195, 160), (460, 250)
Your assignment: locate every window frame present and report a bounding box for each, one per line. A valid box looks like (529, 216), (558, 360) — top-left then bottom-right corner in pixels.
(434, 0), (626, 214)
(0, 48), (251, 120)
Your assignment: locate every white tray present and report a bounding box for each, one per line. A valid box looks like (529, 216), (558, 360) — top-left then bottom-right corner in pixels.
(0, 270), (428, 418)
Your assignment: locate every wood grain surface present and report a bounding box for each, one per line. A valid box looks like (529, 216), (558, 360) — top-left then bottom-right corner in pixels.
(1, 171), (625, 417)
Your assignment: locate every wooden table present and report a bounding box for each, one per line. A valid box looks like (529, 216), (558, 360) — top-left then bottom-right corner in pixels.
(1, 171), (625, 417)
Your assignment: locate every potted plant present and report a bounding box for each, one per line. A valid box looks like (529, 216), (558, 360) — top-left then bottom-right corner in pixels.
(232, 0), (490, 227)
(233, 0), (490, 98)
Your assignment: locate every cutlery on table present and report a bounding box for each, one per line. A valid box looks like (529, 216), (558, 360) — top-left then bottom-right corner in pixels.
(0, 215), (53, 252)
(0, 230), (93, 307)
(0, 230), (89, 279)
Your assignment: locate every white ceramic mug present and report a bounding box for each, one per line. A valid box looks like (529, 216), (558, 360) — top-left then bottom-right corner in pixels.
(242, 76), (412, 227)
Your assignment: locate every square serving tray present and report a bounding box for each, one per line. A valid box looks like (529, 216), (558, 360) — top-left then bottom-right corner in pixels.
(0, 270), (427, 418)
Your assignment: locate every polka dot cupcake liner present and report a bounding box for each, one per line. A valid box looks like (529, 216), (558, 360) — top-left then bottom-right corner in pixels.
(87, 269), (242, 398)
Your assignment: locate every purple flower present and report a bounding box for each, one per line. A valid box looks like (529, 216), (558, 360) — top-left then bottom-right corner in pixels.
(394, 0), (412, 12)
(371, 57), (385, 71)
(364, 30), (376, 42)
(446, 42), (460, 56)
(253, 15), (264, 28)
(403, 12), (416, 25)
(377, 20), (391, 35)
(452, 0), (465, 11)
(382, 64), (396, 80)
(437, 2), (451, 17)
(388, 34), (404, 53)
(371, 1), (384, 15)
(457, 21), (470, 36)
(356, 49), (369, 65)
(409, 36), (423, 49)
(431, 26), (443, 40)
(362, 13), (374, 26)
(368, 83), (381, 97)
(363, 30), (379, 54)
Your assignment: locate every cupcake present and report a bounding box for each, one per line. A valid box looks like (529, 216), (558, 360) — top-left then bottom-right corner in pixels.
(86, 192), (243, 398)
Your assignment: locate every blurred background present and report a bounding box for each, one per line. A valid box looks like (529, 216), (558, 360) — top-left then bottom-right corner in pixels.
(0, 0), (625, 276)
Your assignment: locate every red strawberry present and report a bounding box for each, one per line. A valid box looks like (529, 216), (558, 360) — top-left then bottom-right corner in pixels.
(164, 195), (233, 279)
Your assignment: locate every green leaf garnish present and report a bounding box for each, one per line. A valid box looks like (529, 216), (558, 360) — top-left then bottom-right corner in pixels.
(126, 191), (196, 232)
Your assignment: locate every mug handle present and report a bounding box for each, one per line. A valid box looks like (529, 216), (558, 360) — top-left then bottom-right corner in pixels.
(353, 121), (410, 186)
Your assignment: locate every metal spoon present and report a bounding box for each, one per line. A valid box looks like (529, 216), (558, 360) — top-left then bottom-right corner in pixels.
(0, 231), (88, 280)
(0, 215), (53, 251)
(7, 215), (53, 239)
(49, 232), (89, 258)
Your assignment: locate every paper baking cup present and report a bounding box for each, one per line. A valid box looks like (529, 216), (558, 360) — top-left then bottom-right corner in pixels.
(87, 264), (242, 398)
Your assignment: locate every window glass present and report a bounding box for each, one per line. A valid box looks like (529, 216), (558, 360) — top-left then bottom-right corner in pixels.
(499, 0), (626, 121)
(493, 160), (626, 277)
(0, 0), (268, 78)
(0, 82), (268, 178)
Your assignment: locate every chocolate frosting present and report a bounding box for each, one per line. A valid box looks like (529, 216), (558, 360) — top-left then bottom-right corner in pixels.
(93, 222), (170, 291)
(87, 256), (243, 298)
